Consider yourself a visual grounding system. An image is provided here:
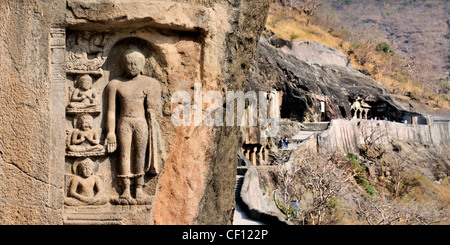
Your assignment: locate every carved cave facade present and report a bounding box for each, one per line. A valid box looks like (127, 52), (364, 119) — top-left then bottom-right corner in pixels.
(52, 23), (203, 224)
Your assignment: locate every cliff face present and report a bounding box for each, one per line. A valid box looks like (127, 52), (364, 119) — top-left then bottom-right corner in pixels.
(243, 30), (449, 224)
(0, 0), (270, 225)
(0, 0), (66, 225)
(319, 119), (450, 154)
(247, 31), (428, 124)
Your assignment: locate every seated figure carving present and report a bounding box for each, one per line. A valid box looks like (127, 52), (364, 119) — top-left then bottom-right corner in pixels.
(67, 74), (100, 112)
(65, 158), (108, 206)
(68, 114), (104, 155)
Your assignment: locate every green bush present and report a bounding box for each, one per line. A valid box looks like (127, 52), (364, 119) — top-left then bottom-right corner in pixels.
(347, 152), (377, 197)
(360, 179), (377, 197)
(328, 199), (339, 209)
(275, 198), (297, 220)
(376, 42), (394, 55)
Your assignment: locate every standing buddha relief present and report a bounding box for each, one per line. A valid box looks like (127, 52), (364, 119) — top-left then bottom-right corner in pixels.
(105, 46), (165, 205)
(64, 31), (166, 207)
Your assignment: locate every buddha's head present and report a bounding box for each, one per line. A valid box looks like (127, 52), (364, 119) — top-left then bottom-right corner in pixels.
(120, 47), (146, 78)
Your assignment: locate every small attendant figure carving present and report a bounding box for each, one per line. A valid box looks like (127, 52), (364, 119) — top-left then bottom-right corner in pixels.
(68, 114), (104, 154)
(68, 74), (100, 110)
(65, 158), (108, 206)
(105, 46), (165, 205)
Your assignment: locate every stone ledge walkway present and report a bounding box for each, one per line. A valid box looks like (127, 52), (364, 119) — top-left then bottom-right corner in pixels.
(282, 131), (316, 150)
(233, 175), (265, 225)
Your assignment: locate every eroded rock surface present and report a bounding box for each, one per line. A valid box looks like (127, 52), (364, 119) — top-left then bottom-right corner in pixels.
(0, 0), (271, 225)
(247, 31), (426, 124)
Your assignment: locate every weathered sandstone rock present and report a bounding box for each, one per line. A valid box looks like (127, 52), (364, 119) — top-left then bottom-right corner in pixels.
(0, 0), (270, 225)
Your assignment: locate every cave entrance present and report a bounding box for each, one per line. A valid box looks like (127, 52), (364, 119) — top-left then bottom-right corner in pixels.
(280, 94), (307, 122)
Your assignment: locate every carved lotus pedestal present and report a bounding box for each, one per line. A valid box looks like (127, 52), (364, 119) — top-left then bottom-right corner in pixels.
(109, 196), (154, 206)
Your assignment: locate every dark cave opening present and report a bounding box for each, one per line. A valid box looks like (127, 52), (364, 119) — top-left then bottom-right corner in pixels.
(280, 93), (307, 121)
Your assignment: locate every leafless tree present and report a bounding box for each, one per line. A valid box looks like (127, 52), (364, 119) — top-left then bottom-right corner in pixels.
(403, 202), (448, 225)
(274, 151), (354, 224)
(358, 123), (389, 161)
(356, 195), (447, 225)
(355, 196), (402, 225)
(275, 162), (301, 209)
(273, 0), (323, 25)
(294, 0), (323, 26)
(391, 155), (409, 198)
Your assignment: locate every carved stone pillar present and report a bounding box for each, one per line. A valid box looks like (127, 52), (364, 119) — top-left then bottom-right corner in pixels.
(264, 147), (269, 164)
(244, 147), (250, 160)
(364, 109), (369, 120)
(257, 146), (263, 166)
(261, 147), (265, 163)
(251, 146), (257, 166)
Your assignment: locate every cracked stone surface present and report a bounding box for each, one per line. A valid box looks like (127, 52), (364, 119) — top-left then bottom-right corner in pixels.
(0, 0), (271, 225)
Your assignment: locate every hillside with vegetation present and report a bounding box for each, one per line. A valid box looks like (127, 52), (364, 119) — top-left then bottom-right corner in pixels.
(259, 134), (450, 225)
(317, 0), (449, 87)
(266, 0), (450, 115)
(239, 1), (450, 226)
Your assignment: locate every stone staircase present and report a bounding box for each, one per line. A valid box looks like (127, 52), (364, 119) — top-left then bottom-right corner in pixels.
(233, 174), (265, 225)
(235, 175), (244, 199)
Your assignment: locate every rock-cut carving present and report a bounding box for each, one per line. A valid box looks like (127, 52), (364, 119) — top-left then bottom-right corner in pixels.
(67, 114), (105, 157)
(65, 158), (108, 206)
(350, 97), (371, 120)
(67, 74), (101, 114)
(105, 46), (166, 205)
(66, 32), (107, 72)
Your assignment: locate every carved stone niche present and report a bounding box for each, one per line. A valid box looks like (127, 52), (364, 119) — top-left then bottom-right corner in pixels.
(64, 158), (108, 206)
(66, 73), (102, 115)
(66, 114), (105, 157)
(62, 23), (202, 224)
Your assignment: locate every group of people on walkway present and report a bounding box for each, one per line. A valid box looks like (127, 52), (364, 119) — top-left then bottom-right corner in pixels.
(278, 137), (290, 149)
(346, 116), (389, 121)
(346, 116), (409, 124)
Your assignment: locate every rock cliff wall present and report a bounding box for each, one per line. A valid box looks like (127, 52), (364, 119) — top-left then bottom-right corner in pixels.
(319, 119), (450, 154)
(0, 0), (66, 225)
(247, 31), (428, 124)
(0, 0), (270, 225)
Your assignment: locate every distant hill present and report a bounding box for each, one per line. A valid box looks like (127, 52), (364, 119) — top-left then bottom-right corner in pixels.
(316, 0), (449, 86)
(266, 1), (450, 115)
